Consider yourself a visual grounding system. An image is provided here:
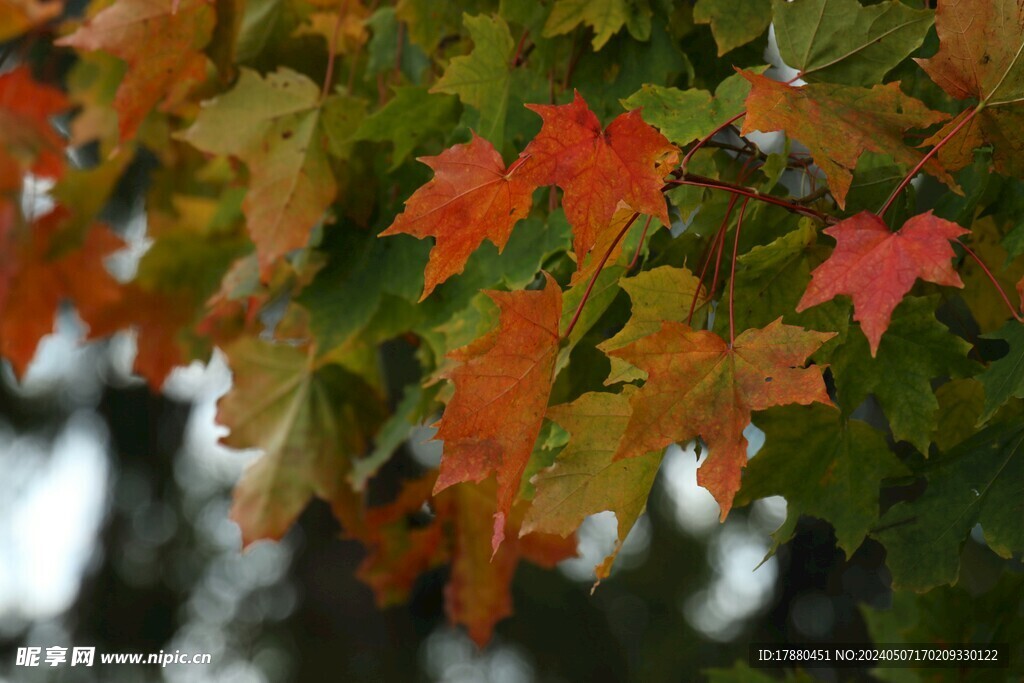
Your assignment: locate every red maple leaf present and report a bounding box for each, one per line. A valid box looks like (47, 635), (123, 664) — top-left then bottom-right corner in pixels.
(380, 133), (539, 300)
(520, 91), (677, 265)
(432, 274), (562, 553)
(0, 209), (123, 377)
(796, 211), (967, 356)
(0, 66), (69, 188)
(610, 320), (833, 516)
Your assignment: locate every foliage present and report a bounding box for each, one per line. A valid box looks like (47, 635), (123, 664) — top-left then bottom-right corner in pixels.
(4, 0), (1024, 664)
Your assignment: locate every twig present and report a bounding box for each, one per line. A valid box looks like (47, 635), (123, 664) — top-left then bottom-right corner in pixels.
(681, 111), (746, 173)
(729, 199), (751, 346)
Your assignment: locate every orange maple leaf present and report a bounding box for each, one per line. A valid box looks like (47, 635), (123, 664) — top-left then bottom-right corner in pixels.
(610, 319), (833, 517)
(56, 0), (214, 141)
(381, 133), (539, 300)
(796, 211), (967, 356)
(0, 209), (123, 377)
(86, 283), (190, 388)
(740, 71), (951, 207)
(433, 274), (562, 554)
(520, 91), (677, 265)
(914, 0), (1024, 174)
(0, 66), (69, 190)
(358, 475), (575, 647)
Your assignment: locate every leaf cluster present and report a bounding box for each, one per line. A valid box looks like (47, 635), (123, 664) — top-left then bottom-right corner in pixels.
(5, 0), (1024, 661)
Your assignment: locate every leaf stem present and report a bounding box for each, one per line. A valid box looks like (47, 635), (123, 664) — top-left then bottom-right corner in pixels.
(686, 159), (759, 326)
(958, 241), (1024, 322)
(320, 0), (347, 101)
(688, 194), (738, 326)
(729, 199), (750, 346)
(561, 212), (641, 341)
(511, 29), (530, 67)
(681, 110), (746, 173)
(878, 105), (981, 217)
(627, 215), (654, 270)
(666, 175), (837, 224)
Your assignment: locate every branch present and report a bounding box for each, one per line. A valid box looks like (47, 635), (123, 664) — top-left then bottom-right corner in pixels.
(665, 175), (838, 224)
(681, 110), (746, 173)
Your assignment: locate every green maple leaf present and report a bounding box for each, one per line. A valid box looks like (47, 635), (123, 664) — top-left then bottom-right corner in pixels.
(180, 68), (337, 280)
(738, 405), (908, 557)
(773, 0), (933, 86)
(298, 231), (428, 356)
(353, 86), (460, 169)
(432, 14), (515, 148)
(932, 379), (986, 453)
(598, 265), (705, 385)
(543, 0), (646, 50)
(977, 321), (1024, 425)
(522, 388), (663, 580)
(873, 421), (1024, 591)
(723, 219), (849, 356)
(693, 0), (771, 57)
(621, 67), (764, 147)
(830, 296), (978, 454)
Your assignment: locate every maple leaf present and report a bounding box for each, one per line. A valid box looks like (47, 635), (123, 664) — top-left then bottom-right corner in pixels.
(218, 337), (385, 546)
(520, 92), (678, 267)
(740, 71), (951, 207)
(932, 378), (986, 452)
(352, 86), (460, 169)
(622, 68), (759, 147)
(523, 388), (663, 581)
(693, 0), (771, 57)
(181, 68), (337, 280)
(727, 221), (849, 354)
(432, 274), (562, 553)
(431, 14), (515, 147)
(56, 0), (215, 142)
(0, 66), (70, 190)
(358, 475), (575, 646)
(380, 134), (538, 300)
(976, 321), (1024, 425)
(597, 264), (705, 385)
(737, 405), (908, 557)
(914, 0), (1024, 175)
(0, 210), (123, 378)
(610, 319), (833, 517)
(86, 284), (191, 389)
(542, 0), (640, 50)
(773, 0), (934, 86)
(873, 421), (1024, 591)
(796, 211), (967, 356)
(829, 296), (978, 454)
